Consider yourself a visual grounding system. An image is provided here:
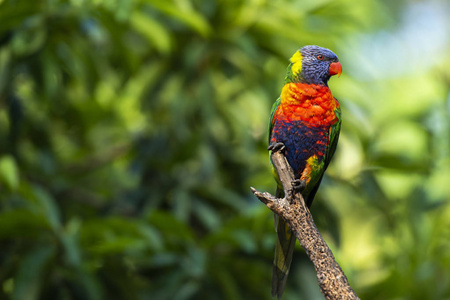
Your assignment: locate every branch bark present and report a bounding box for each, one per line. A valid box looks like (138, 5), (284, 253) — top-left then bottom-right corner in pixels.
(251, 151), (359, 300)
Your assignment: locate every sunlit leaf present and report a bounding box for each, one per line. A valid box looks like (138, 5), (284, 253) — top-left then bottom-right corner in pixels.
(129, 11), (172, 54)
(0, 155), (19, 190)
(146, 0), (211, 37)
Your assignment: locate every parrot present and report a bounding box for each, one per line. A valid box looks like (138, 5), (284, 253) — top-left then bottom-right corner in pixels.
(268, 45), (342, 299)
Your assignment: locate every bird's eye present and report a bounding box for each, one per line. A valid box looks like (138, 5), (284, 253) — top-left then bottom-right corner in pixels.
(317, 55), (324, 60)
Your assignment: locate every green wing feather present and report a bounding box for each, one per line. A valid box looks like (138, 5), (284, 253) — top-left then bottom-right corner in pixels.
(304, 99), (341, 207)
(268, 97), (281, 144)
(325, 100), (341, 168)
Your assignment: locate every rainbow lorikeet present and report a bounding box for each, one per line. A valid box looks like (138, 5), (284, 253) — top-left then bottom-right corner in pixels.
(268, 45), (342, 298)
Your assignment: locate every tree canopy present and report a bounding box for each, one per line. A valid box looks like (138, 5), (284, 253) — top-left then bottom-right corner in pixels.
(1, 0), (450, 299)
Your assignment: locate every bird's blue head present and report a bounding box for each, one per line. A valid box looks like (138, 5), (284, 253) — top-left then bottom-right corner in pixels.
(286, 45), (342, 86)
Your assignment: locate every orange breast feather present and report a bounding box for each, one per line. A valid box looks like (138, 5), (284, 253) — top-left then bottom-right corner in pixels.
(278, 82), (338, 126)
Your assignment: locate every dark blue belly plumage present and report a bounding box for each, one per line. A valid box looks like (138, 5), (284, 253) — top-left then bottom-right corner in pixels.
(270, 118), (329, 181)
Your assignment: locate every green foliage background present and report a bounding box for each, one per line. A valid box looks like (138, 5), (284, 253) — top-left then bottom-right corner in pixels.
(0, 0), (450, 299)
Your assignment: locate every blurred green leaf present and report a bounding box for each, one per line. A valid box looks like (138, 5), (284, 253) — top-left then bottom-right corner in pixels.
(0, 210), (49, 239)
(80, 217), (157, 255)
(12, 245), (55, 300)
(146, 0), (212, 37)
(30, 185), (61, 231)
(130, 11), (172, 54)
(147, 211), (195, 244)
(0, 155), (19, 190)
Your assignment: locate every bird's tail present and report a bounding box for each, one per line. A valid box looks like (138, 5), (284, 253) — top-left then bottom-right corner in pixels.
(271, 187), (296, 299)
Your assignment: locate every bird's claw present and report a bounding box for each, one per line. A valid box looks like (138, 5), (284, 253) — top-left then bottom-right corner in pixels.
(291, 179), (306, 193)
(268, 142), (285, 153)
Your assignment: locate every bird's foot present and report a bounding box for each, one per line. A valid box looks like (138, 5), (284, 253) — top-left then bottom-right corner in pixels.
(268, 142), (285, 153)
(291, 179), (306, 193)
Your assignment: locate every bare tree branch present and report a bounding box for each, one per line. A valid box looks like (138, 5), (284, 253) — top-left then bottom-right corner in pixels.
(251, 150), (360, 300)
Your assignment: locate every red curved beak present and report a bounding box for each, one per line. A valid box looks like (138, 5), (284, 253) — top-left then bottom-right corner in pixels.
(329, 62), (342, 77)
